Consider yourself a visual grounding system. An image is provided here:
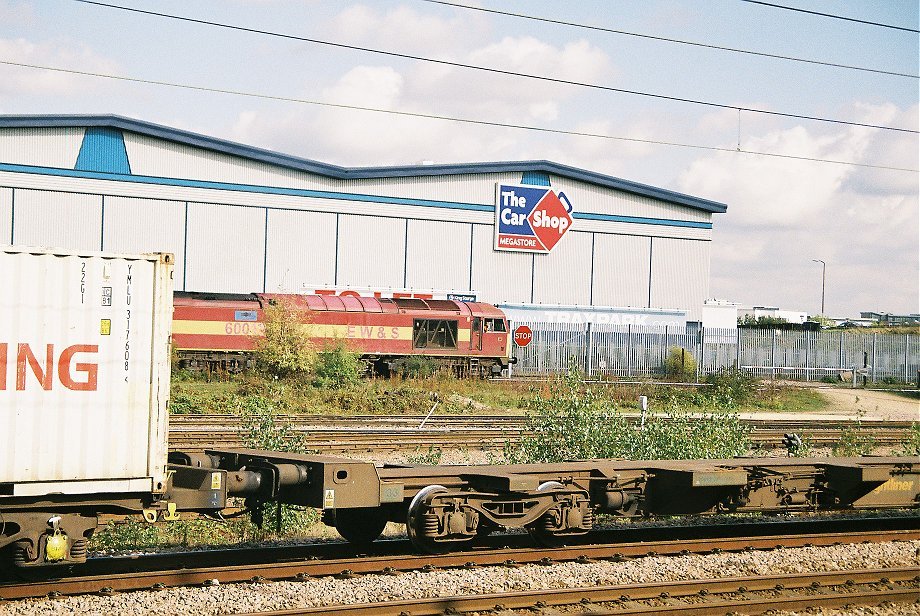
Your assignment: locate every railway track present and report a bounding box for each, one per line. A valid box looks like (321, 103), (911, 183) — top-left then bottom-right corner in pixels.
(243, 568), (920, 615)
(3, 516), (917, 601)
(167, 414), (917, 452)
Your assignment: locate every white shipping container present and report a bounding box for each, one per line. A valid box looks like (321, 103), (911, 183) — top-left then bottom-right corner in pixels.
(0, 246), (173, 497)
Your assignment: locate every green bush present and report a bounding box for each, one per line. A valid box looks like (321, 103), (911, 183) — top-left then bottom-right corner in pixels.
(313, 342), (363, 389)
(663, 346), (697, 380)
(393, 355), (439, 378)
(831, 413), (876, 457)
(505, 365), (751, 464)
(704, 368), (757, 408)
(239, 398), (317, 535)
(255, 299), (314, 379)
(896, 423), (920, 456)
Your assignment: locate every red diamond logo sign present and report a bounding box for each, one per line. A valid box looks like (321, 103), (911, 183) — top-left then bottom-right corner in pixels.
(527, 191), (573, 252)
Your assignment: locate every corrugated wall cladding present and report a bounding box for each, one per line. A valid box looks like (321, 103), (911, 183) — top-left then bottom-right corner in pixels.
(549, 178), (713, 223)
(592, 234), (651, 308)
(337, 214), (405, 288)
(0, 187), (10, 243)
(470, 224), (532, 303)
(0, 120), (720, 315)
(405, 219), (471, 292)
(101, 196), (186, 289)
(0, 127), (84, 169)
(265, 209), (337, 291)
(649, 237), (710, 319)
(126, 133), (316, 188)
(13, 189), (101, 251)
(185, 202), (265, 292)
(532, 231), (592, 305)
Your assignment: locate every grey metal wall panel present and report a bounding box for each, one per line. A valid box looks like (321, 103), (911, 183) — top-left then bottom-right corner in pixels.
(126, 133), (312, 188)
(405, 219), (470, 292)
(185, 202), (265, 293)
(573, 218), (711, 241)
(544, 177), (712, 223)
(592, 234), (651, 308)
(264, 209), (337, 292)
(533, 231), (592, 305)
(13, 189), (101, 251)
(649, 237), (710, 319)
(0, 188), (11, 244)
(0, 127), (84, 169)
(337, 214), (404, 288)
(470, 224), (531, 303)
(101, 196), (187, 290)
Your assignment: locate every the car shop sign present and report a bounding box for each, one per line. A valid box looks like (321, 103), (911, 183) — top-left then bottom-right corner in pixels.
(494, 184), (574, 253)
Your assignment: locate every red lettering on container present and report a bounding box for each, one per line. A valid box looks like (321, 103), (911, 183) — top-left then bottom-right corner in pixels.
(17, 343), (53, 390)
(58, 345), (99, 391)
(0, 343), (99, 391)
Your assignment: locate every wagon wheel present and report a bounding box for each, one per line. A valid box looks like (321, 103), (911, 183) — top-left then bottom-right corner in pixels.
(406, 484), (449, 554)
(528, 481), (570, 548)
(334, 507), (389, 545)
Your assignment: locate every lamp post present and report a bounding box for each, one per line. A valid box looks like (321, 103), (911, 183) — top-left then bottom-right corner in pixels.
(811, 259), (826, 315)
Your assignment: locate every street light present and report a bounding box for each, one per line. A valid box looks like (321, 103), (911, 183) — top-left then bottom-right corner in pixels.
(811, 259), (826, 315)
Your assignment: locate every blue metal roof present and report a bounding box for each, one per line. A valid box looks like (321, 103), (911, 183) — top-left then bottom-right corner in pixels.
(0, 114), (727, 214)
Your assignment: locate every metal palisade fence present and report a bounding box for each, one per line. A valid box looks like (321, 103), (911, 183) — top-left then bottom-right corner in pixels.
(508, 322), (920, 383)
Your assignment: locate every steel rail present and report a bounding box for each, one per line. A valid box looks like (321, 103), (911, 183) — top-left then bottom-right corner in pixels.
(235, 567), (920, 615)
(166, 414), (916, 453)
(2, 527), (917, 600)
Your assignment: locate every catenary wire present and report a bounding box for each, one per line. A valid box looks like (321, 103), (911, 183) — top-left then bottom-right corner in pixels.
(740, 0), (920, 33)
(72, 0), (918, 135)
(1, 60), (916, 174)
(420, 0), (918, 79)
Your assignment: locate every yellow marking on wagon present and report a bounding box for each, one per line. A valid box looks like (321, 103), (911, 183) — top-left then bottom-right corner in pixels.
(873, 478), (916, 493)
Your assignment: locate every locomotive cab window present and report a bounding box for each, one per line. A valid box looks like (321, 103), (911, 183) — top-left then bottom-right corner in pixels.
(413, 319), (458, 349)
(485, 318), (506, 333)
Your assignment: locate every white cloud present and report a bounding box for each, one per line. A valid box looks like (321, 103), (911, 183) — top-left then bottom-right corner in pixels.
(320, 65), (403, 109)
(0, 37), (120, 98)
(680, 104), (918, 315)
(329, 3), (490, 56)
(229, 30), (616, 165)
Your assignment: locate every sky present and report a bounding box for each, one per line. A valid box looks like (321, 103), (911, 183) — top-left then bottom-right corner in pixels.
(0, 0), (917, 317)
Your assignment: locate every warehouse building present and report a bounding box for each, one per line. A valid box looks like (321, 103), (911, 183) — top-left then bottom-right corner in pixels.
(0, 115), (726, 320)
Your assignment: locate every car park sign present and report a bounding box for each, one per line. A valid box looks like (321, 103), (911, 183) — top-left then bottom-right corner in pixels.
(495, 184), (574, 253)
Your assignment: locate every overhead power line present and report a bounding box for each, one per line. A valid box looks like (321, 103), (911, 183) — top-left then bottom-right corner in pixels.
(740, 0), (920, 33)
(421, 0), (918, 79)
(1, 60), (916, 173)
(74, 0), (918, 135)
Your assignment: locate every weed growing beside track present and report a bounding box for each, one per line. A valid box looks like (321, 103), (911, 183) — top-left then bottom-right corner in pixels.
(505, 366), (752, 463)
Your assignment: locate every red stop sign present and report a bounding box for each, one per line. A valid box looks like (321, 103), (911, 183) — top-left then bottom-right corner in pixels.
(514, 325), (533, 347)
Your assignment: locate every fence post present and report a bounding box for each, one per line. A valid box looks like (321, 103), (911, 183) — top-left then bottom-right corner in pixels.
(664, 325), (669, 372)
(871, 333), (877, 383)
(697, 326), (704, 381)
(906, 333), (911, 383)
(507, 320), (514, 378)
(803, 330), (809, 381)
(735, 327), (741, 370)
(771, 328), (777, 379)
(838, 331), (844, 372)
(627, 324), (633, 378)
(584, 322), (592, 377)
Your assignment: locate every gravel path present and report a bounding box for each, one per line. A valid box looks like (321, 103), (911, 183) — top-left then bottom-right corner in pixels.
(3, 540), (917, 615)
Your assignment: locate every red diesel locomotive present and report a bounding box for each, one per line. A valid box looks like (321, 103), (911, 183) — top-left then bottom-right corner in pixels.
(171, 291), (515, 376)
